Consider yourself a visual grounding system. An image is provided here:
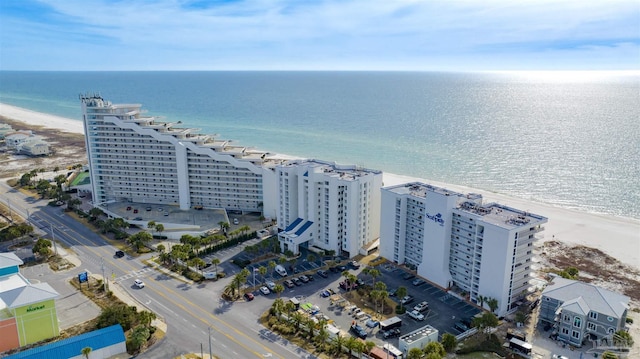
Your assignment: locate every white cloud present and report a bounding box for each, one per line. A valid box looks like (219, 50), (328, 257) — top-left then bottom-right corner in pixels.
(2, 0), (638, 70)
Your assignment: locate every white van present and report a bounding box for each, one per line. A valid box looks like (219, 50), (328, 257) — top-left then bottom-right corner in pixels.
(275, 265), (288, 277)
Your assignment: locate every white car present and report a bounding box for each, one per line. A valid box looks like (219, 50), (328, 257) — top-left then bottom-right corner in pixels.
(552, 355), (569, 359)
(408, 310), (424, 321)
(266, 281), (276, 291)
(134, 279), (145, 288)
(413, 301), (429, 312)
(259, 286), (271, 295)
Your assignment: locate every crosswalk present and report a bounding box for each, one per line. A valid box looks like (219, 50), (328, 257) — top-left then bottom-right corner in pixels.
(115, 267), (154, 282)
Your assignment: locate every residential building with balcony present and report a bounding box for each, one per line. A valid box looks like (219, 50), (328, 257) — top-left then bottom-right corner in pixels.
(80, 94), (283, 217)
(538, 277), (629, 348)
(379, 182), (547, 317)
(276, 159), (382, 258)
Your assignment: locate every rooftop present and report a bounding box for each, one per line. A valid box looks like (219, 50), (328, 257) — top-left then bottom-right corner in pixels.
(457, 202), (548, 228)
(399, 324), (438, 343)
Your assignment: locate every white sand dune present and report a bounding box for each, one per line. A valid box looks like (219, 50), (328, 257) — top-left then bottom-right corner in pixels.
(2, 102), (638, 270)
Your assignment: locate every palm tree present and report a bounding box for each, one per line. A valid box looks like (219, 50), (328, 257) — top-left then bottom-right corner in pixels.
(211, 258), (220, 274)
(487, 297), (499, 314)
(307, 253), (316, 265)
(315, 325), (330, 348)
(303, 317), (316, 339)
(270, 298), (285, 318)
(397, 286), (408, 311)
(407, 347), (423, 359)
(364, 341), (376, 357)
(147, 221), (156, 231)
(258, 266), (267, 284)
(331, 333), (345, 356)
(477, 294), (486, 309)
(81, 346), (92, 359)
(344, 336), (358, 357)
(268, 260), (276, 278)
(378, 290), (389, 316)
(368, 268), (381, 286)
(155, 223), (164, 237)
(273, 284), (284, 298)
(291, 311), (304, 331)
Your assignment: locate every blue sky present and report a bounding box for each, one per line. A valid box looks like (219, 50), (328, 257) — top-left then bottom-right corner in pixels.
(1, 0), (638, 71)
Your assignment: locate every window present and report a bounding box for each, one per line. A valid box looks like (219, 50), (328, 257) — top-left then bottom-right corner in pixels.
(589, 312), (598, 320)
(587, 323), (596, 331)
(561, 328), (569, 335)
(563, 314), (571, 322)
(571, 330), (580, 339)
(573, 317), (582, 328)
(607, 316), (614, 322)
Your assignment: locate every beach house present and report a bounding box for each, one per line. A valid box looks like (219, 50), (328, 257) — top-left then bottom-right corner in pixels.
(538, 276), (629, 348)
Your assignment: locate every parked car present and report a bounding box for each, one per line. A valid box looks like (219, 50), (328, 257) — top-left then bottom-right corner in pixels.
(292, 277), (302, 286)
(299, 275), (309, 283)
(552, 355), (569, 359)
(366, 319), (379, 328)
(412, 278), (425, 286)
(413, 301), (429, 312)
(388, 288), (397, 297)
(284, 280), (295, 288)
(146, 206), (152, 211)
(259, 286), (271, 295)
(402, 272), (415, 280)
(454, 321), (470, 332)
(115, 250), (125, 258)
(408, 310), (425, 321)
(266, 281), (276, 291)
(382, 327), (401, 339)
(350, 260), (360, 269)
(307, 274), (315, 281)
(134, 279), (145, 288)
(244, 292), (254, 301)
(400, 295), (414, 305)
(350, 324), (367, 339)
(338, 265), (347, 272)
(126, 206), (132, 211)
(233, 218), (239, 225)
(317, 270), (328, 278)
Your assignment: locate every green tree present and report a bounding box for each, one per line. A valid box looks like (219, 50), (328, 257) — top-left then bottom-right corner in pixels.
(441, 332), (457, 352)
(614, 330), (634, 347)
(364, 341), (376, 356)
(36, 179), (51, 198)
(367, 268), (381, 286)
(67, 198), (82, 210)
(423, 341), (446, 357)
(32, 238), (52, 258)
(126, 325), (150, 353)
(291, 311), (304, 331)
(268, 260), (276, 277)
(81, 346), (92, 359)
(307, 253), (316, 265)
(601, 352), (618, 359)
(156, 244), (166, 253)
(472, 312), (499, 337)
(147, 221), (156, 231)
(407, 347), (424, 359)
(477, 294), (486, 309)
(127, 231), (153, 252)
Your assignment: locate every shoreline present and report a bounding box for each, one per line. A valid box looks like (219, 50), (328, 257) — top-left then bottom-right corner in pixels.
(1, 102), (638, 270)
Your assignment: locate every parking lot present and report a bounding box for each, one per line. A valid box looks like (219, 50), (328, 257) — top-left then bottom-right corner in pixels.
(241, 257), (481, 349)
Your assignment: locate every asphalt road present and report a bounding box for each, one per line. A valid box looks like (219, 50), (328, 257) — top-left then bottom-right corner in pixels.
(1, 182), (316, 359)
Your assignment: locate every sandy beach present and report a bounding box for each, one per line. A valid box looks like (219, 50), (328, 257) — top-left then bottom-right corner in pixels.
(1, 102), (639, 271)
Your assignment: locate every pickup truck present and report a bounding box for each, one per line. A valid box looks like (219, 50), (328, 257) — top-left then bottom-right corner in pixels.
(408, 310), (425, 321)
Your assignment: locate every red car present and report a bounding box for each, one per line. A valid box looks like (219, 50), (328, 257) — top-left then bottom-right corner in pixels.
(244, 292), (254, 301)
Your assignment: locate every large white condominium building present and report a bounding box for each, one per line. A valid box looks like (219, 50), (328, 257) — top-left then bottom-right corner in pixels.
(276, 159), (383, 258)
(380, 182), (547, 316)
(80, 94), (281, 216)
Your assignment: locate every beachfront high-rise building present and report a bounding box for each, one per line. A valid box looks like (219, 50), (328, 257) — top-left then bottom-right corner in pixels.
(276, 159), (382, 258)
(80, 94), (281, 216)
(379, 182), (547, 317)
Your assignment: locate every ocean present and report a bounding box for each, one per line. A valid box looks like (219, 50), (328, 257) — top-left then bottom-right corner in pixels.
(0, 71), (638, 219)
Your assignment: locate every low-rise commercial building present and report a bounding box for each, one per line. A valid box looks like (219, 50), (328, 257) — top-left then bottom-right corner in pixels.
(0, 253), (59, 353)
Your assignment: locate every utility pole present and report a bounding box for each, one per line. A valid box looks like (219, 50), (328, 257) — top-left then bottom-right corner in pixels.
(208, 326), (212, 359)
(101, 258), (108, 292)
(7, 199), (12, 223)
(50, 222), (58, 256)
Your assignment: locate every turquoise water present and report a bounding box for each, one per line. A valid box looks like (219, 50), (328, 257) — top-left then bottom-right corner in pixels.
(1, 71), (638, 219)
